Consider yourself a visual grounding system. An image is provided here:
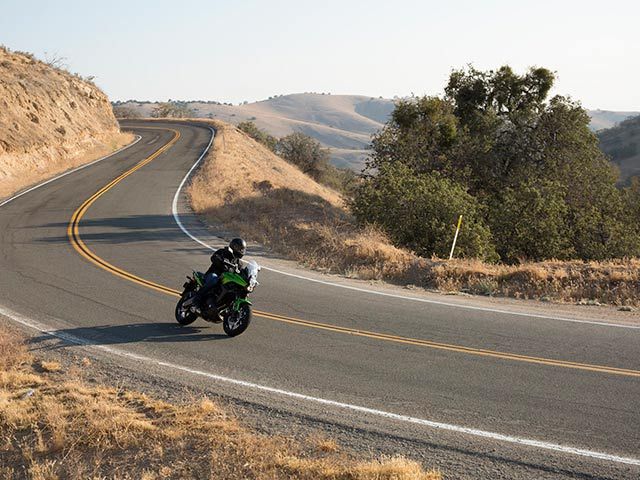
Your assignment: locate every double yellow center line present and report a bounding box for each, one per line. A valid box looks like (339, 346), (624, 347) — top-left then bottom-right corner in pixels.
(67, 128), (640, 379)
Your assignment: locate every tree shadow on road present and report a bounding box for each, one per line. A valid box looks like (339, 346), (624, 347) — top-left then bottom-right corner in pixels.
(29, 212), (278, 259)
(32, 213), (210, 249)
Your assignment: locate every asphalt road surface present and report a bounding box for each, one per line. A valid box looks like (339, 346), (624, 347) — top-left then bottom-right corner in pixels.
(1, 120), (639, 479)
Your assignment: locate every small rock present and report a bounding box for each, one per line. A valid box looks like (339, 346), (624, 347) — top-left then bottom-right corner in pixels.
(405, 284), (417, 290)
(618, 306), (635, 312)
(577, 299), (601, 306)
(540, 296), (551, 302)
(22, 389), (35, 399)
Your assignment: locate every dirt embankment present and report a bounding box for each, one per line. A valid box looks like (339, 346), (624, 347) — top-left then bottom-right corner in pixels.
(188, 120), (640, 308)
(0, 47), (132, 198)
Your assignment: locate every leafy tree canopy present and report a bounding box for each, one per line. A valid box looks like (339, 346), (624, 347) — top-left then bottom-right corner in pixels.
(353, 65), (640, 262)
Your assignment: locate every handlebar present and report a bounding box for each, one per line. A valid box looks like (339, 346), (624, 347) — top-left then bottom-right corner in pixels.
(223, 259), (240, 272)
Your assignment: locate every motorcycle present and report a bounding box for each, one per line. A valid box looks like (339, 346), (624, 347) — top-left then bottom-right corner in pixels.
(174, 260), (260, 337)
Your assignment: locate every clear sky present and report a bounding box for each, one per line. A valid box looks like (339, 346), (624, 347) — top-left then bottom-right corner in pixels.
(1, 0), (638, 110)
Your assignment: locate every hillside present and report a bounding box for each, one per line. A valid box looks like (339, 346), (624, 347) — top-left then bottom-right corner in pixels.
(598, 114), (640, 180)
(116, 94), (395, 169)
(0, 47), (131, 198)
(588, 110), (640, 131)
(115, 95), (637, 171)
(186, 119), (639, 307)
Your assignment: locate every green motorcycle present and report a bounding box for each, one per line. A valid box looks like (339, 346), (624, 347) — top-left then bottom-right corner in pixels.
(174, 260), (260, 337)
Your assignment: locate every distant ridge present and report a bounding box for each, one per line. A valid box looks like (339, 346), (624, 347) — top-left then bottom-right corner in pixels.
(114, 94), (638, 171)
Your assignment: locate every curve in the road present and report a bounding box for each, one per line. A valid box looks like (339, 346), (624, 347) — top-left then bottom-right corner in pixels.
(66, 126), (640, 378)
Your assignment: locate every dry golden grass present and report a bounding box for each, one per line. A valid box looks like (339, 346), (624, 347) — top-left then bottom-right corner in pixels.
(186, 120), (640, 307)
(430, 257), (640, 305)
(0, 326), (440, 479)
(0, 46), (133, 199)
(37, 360), (61, 373)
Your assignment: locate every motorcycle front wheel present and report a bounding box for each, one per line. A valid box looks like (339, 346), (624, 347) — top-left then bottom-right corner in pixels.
(223, 303), (252, 337)
(175, 291), (198, 325)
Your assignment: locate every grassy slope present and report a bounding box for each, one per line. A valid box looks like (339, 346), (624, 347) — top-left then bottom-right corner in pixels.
(588, 110), (640, 131)
(598, 115), (640, 180)
(189, 119), (414, 280)
(189, 120), (640, 307)
(0, 326), (440, 480)
(0, 47), (132, 198)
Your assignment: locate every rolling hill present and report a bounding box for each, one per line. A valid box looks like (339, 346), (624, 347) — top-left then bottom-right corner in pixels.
(115, 94), (394, 169)
(588, 110), (640, 131)
(113, 94), (638, 172)
(598, 114), (640, 181)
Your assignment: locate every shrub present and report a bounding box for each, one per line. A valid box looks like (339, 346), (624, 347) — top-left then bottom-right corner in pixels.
(112, 105), (140, 119)
(276, 132), (331, 180)
(488, 180), (573, 262)
(150, 101), (194, 118)
(237, 121), (276, 151)
(276, 132), (355, 193)
(350, 162), (497, 261)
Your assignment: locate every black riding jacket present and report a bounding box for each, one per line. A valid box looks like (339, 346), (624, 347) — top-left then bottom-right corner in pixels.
(205, 247), (240, 277)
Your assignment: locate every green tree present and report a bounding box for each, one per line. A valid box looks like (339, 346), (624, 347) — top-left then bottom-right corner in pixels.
(444, 66), (556, 193)
(353, 65), (639, 262)
(625, 177), (640, 222)
(276, 132), (332, 181)
(367, 97), (465, 180)
(112, 105), (140, 119)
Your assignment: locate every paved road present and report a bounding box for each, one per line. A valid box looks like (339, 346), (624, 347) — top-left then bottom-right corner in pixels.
(1, 120), (639, 478)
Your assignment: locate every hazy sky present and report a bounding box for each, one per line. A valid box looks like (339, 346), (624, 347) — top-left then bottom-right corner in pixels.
(1, 0), (638, 110)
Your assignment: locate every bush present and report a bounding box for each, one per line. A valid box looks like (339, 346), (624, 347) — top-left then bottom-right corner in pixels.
(150, 101), (194, 118)
(350, 163), (497, 261)
(488, 181), (572, 262)
(276, 132), (331, 179)
(237, 121), (276, 151)
(112, 105), (140, 119)
(276, 132), (355, 192)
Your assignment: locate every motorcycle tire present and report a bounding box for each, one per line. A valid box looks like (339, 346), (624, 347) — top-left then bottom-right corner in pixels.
(223, 303), (252, 337)
(175, 292), (198, 326)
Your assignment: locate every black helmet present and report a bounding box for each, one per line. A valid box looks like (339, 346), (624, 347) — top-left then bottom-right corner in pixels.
(229, 238), (247, 259)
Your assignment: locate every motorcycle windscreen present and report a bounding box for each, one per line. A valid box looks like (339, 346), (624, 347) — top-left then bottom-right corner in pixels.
(246, 260), (260, 289)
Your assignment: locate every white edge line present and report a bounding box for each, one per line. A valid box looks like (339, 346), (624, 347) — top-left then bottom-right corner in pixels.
(0, 135), (142, 208)
(1, 303), (638, 467)
(171, 126), (640, 331)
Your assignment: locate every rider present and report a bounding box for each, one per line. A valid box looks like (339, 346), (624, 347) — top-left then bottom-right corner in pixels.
(187, 238), (247, 314)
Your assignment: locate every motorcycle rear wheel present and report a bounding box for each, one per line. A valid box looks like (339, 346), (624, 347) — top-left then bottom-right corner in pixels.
(223, 304), (252, 337)
(175, 291), (198, 325)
